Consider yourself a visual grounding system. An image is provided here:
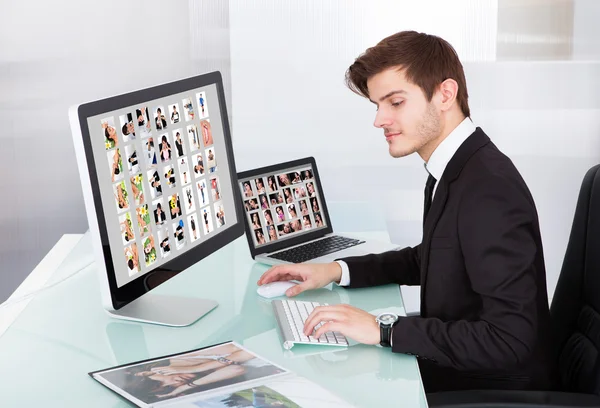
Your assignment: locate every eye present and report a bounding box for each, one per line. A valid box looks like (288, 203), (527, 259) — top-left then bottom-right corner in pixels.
(392, 100), (404, 107)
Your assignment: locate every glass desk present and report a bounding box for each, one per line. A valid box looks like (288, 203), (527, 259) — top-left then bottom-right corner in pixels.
(0, 203), (427, 407)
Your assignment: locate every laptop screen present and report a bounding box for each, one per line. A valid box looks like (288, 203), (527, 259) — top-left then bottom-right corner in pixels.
(237, 164), (327, 248)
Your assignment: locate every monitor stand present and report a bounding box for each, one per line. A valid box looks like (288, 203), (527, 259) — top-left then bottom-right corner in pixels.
(106, 294), (218, 327)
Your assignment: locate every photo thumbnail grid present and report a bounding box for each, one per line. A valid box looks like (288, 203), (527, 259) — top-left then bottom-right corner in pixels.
(100, 90), (225, 278)
(239, 168), (325, 247)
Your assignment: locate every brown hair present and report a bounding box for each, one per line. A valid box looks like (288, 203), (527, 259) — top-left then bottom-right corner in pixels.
(345, 31), (470, 118)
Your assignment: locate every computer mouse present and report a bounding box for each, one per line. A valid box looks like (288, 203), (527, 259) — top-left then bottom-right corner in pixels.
(256, 281), (298, 299)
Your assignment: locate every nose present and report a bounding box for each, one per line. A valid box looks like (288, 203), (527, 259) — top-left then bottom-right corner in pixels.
(374, 108), (393, 129)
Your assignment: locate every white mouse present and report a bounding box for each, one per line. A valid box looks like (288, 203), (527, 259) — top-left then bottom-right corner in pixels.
(257, 281), (298, 299)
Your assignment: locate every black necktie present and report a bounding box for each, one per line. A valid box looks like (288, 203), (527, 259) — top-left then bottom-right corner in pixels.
(424, 174), (437, 224)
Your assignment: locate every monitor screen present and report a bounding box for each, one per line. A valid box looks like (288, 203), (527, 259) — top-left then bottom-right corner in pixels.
(71, 72), (244, 311)
(237, 163), (327, 250)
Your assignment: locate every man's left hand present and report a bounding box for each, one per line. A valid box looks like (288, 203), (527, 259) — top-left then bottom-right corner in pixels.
(303, 304), (380, 345)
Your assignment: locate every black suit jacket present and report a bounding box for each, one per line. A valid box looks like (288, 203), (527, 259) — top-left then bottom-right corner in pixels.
(340, 128), (558, 393)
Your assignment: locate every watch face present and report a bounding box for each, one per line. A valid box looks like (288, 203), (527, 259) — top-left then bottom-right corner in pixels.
(377, 313), (398, 325)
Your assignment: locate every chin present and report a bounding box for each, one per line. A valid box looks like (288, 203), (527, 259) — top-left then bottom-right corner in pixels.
(388, 143), (417, 158)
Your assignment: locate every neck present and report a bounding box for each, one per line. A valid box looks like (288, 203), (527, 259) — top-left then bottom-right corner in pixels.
(418, 111), (466, 163)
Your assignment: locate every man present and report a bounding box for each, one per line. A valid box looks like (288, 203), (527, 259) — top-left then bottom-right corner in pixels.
(258, 31), (557, 393)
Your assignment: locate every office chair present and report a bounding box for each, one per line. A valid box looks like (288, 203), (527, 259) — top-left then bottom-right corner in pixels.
(427, 164), (600, 408)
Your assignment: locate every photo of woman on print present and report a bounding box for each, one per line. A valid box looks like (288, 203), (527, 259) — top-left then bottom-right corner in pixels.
(287, 204), (297, 219)
(130, 174), (145, 206)
(303, 215), (312, 229)
(136, 205), (151, 236)
(173, 219), (186, 250)
(251, 213), (262, 230)
(290, 219), (302, 232)
(277, 173), (291, 188)
(178, 157), (191, 186)
(215, 204), (225, 228)
(275, 206), (285, 223)
(182, 97), (194, 121)
(263, 209), (274, 226)
(299, 199), (309, 215)
(101, 117), (118, 150)
(283, 188), (293, 204)
(206, 148), (217, 173)
(164, 165), (176, 188)
(267, 225), (277, 241)
(255, 178), (266, 194)
(99, 343), (285, 405)
(125, 145), (139, 174)
(188, 214), (198, 242)
(136, 107), (152, 139)
(187, 124), (200, 152)
(183, 185), (196, 214)
(108, 148), (123, 183)
(277, 223), (292, 236)
(306, 182), (316, 198)
(255, 228), (266, 245)
(196, 179), (207, 206)
(291, 171), (302, 184)
(144, 138), (157, 168)
(157, 228), (170, 259)
(124, 244), (140, 276)
(119, 212), (135, 245)
(242, 181), (254, 198)
(259, 194), (269, 210)
(153, 200), (166, 226)
(196, 91), (209, 118)
(302, 169), (313, 181)
(311, 197), (320, 212)
(119, 112), (136, 142)
(155, 106), (167, 130)
(314, 212), (323, 228)
(114, 181), (129, 212)
(202, 207), (213, 235)
(293, 186), (306, 200)
(147, 169), (163, 199)
(160, 134), (172, 163)
(143, 234), (157, 267)
(200, 119), (213, 146)
(174, 130), (185, 157)
(169, 193), (182, 219)
(169, 103), (180, 124)
(245, 199), (259, 212)
(191, 153), (204, 177)
(211, 177), (221, 201)
(267, 175), (277, 193)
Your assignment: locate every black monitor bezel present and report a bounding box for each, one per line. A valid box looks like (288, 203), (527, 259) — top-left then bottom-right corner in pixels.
(237, 156), (334, 259)
(76, 71), (245, 310)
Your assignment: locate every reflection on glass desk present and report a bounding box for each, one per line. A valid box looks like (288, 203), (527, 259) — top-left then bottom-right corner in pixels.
(0, 202), (427, 407)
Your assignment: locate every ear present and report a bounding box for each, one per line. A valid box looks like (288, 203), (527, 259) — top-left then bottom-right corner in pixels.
(438, 78), (459, 112)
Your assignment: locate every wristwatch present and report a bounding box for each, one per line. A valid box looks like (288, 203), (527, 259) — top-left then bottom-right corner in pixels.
(376, 312), (399, 347)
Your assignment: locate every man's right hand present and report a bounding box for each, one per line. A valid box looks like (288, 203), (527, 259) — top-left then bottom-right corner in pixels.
(257, 262), (342, 297)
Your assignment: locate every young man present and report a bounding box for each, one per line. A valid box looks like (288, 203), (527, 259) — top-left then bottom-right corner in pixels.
(257, 31), (557, 393)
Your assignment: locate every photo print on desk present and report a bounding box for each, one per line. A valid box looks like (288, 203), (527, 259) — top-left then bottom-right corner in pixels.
(119, 212), (135, 245)
(267, 175), (277, 192)
(130, 174), (145, 207)
(159, 133), (172, 163)
(135, 204), (151, 237)
(168, 102), (181, 125)
(206, 147), (217, 173)
(177, 156), (191, 186)
(152, 198), (166, 227)
(157, 228), (170, 259)
(214, 202), (225, 228)
(183, 185), (196, 215)
(168, 193), (182, 220)
(210, 176), (221, 201)
(142, 234), (157, 267)
(173, 129), (185, 158)
(201, 206), (214, 235)
(143, 137), (157, 168)
(188, 213), (200, 242)
(173, 219), (186, 250)
(113, 180), (129, 212)
(196, 91), (209, 118)
(192, 152), (205, 177)
(163, 164), (176, 189)
(124, 145), (139, 174)
(196, 178), (208, 207)
(187, 124), (200, 152)
(147, 169), (163, 200)
(124, 243), (140, 276)
(200, 118), (213, 146)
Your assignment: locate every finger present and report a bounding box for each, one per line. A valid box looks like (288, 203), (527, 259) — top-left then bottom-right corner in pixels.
(258, 266), (301, 285)
(303, 308), (346, 335)
(285, 281), (312, 297)
(313, 321), (342, 339)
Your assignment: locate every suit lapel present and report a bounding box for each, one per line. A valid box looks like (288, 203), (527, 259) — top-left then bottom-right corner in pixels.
(419, 128), (491, 315)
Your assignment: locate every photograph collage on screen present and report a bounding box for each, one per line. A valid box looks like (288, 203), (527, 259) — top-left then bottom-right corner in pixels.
(99, 90), (225, 278)
(239, 168), (324, 247)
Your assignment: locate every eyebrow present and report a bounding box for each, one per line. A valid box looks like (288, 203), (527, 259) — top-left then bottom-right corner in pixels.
(370, 90), (407, 104)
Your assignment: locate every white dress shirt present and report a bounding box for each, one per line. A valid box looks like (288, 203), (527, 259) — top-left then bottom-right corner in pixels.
(336, 117), (476, 287)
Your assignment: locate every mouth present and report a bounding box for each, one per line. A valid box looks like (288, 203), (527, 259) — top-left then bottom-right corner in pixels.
(385, 132), (401, 142)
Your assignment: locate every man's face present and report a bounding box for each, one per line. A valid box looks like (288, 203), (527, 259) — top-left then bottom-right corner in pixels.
(367, 68), (441, 158)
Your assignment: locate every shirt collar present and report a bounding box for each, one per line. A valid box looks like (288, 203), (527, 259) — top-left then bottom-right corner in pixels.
(425, 117), (476, 181)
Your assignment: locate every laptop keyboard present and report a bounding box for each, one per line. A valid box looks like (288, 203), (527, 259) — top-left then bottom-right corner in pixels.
(268, 236), (365, 263)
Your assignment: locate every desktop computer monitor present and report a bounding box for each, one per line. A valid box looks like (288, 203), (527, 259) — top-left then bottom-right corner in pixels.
(69, 71), (244, 326)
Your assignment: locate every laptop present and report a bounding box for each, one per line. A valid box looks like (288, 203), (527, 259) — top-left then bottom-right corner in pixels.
(236, 157), (399, 265)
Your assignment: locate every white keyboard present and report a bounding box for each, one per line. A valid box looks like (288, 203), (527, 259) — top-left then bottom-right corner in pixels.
(272, 299), (349, 350)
